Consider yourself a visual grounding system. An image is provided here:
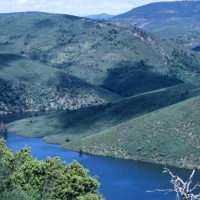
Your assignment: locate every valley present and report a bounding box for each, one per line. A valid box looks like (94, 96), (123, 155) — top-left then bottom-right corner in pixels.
(1, 1), (200, 170)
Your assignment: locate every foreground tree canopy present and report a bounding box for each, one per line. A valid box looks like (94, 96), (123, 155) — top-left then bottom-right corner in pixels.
(0, 139), (104, 200)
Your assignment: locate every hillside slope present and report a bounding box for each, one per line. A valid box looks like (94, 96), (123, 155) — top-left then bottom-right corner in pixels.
(63, 94), (200, 169)
(0, 53), (119, 114)
(112, 1), (200, 26)
(8, 83), (200, 144)
(0, 13), (200, 97)
(111, 1), (200, 49)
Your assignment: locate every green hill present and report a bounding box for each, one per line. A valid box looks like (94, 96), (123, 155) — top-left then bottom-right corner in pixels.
(4, 11), (200, 169)
(8, 83), (200, 144)
(1, 12), (200, 97)
(0, 53), (119, 114)
(111, 1), (200, 50)
(63, 94), (200, 169)
(8, 83), (200, 169)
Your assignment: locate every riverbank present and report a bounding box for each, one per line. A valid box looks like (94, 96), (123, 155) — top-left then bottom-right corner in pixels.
(6, 132), (192, 200)
(62, 96), (200, 170)
(7, 89), (200, 170)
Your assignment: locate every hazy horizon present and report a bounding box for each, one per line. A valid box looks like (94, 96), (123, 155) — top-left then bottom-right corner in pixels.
(0, 0), (184, 16)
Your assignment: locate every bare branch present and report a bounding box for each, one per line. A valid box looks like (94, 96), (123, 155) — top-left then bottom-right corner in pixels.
(147, 168), (200, 200)
(146, 188), (174, 193)
(187, 170), (195, 193)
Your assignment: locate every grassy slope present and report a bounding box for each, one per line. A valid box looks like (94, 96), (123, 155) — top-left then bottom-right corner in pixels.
(0, 53), (120, 114)
(8, 83), (200, 144)
(0, 13), (200, 97)
(3, 11), (200, 169)
(63, 94), (200, 169)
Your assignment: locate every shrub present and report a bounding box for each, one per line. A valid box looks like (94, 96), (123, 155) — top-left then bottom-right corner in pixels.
(0, 139), (104, 200)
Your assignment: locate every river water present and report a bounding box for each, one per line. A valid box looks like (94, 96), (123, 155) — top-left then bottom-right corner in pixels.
(2, 113), (200, 200)
(5, 133), (200, 200)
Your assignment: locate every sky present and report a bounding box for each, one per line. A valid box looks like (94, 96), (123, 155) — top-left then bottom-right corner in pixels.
(0, 0), (180, 16)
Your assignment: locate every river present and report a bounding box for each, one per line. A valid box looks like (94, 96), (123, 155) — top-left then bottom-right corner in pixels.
(2, 114), (200, 200)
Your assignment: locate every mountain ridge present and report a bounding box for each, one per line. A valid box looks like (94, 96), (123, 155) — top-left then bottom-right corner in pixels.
(4, 11), (200, 169)
(85, 13), (114, 20)
(111, 1), (200, 25)
(0, 12), (200, 98)
(111, 1), (200, 49)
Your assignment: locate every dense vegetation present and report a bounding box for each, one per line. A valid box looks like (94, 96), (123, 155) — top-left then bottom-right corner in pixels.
(1, 13), (200, 87)
(0, 53), (119, 114)
(0, 139), (103, 200)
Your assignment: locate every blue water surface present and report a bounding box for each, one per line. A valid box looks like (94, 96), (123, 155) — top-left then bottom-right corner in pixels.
(6, 133), (200, 200)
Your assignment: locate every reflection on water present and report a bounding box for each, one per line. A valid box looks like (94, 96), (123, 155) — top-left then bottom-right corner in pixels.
(6, 133), (200, 200)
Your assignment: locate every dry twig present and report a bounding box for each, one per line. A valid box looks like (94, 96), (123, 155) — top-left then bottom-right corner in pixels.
(147, 167), (200, 200)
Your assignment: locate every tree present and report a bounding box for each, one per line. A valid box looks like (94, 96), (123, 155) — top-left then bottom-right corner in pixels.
(147, 167), (200, 200)
(0, 140), (104, 200)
